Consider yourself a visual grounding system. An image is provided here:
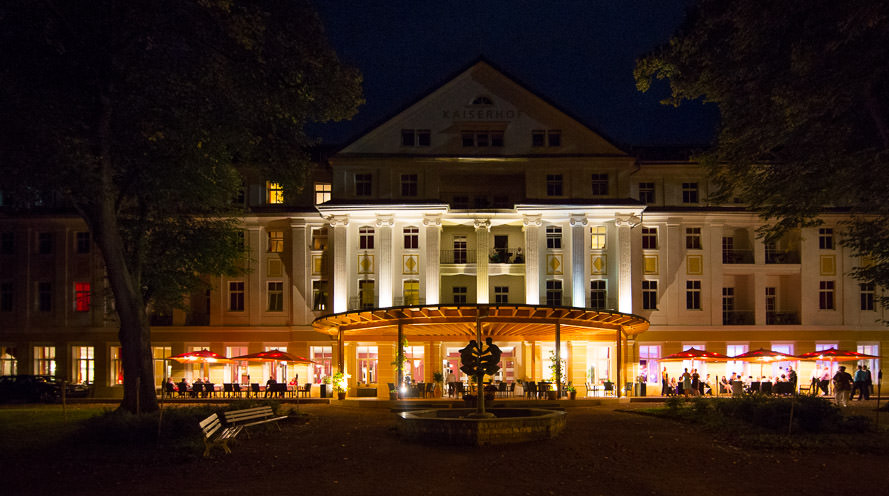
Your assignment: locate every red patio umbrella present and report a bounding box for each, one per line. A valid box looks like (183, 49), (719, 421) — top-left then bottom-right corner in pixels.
(660, 347), (730, 368)
(231, 349), (314, 364)
(730, 348), (798, 379)
(169, 349), (234, 364)
(796, 348), (878, 362)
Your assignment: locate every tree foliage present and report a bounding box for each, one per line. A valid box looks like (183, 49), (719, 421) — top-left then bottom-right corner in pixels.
(0, 0), (363, 412)
(635, 0), (889, 309)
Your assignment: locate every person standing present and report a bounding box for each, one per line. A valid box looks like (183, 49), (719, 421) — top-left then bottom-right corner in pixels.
(681, 368), (692, 398)
(863, 365), (873, 400)
(661, 367), (669, 396)
(787, 366), (798, 391)
(852, 365), (865, 400)
(833, 365), (854, 407)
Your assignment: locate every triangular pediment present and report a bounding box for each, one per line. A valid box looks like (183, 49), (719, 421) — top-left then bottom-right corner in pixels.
(338, 59), (626, 157)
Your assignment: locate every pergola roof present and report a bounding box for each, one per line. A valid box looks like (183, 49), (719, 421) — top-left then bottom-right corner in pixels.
(312, 304), (649, 341)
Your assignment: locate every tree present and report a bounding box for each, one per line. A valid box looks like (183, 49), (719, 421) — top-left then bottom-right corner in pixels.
(0, 0), (363, 413)
(635, 1), (889, 310)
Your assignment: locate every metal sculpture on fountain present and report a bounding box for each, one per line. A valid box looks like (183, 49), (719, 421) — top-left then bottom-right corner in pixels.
(459, 337), (501, 417)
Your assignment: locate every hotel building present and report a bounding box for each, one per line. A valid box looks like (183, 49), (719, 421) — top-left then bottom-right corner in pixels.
(1, 60), (884, 397)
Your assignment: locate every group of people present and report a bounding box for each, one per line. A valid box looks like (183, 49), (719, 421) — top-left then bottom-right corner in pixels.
(661, 367), (712, 397)
(830, 365), (873, 407)
(169, 377), (214, 397)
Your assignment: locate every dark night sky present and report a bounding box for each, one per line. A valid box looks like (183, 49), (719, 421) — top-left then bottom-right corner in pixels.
(310, 1), (718, 149)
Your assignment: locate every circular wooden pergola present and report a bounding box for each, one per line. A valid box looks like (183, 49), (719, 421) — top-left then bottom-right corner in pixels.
(313, 304), (649, 398)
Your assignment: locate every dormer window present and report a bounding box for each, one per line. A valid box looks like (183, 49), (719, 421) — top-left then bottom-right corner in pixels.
(401, 129), (430, 147)
(471, 95), (493, 106)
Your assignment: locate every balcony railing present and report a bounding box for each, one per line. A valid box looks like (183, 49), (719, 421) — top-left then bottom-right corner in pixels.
(766, 311), (800, 325)
(440, 250), (477, 264)
(393, 297), (427, 307)
(488, 248), (524, 264)
(722, 249), (754, 264)
(348, 294), (377, 311)
(764, 251), (800, 264)
(723, 310), (754, 325)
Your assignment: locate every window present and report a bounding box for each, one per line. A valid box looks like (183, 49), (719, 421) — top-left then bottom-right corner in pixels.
(819, 281), (835, 310)
(74, 346), (95, 384)
(546, 226), (562, 249)
(74, 282), (90, 312)
(639, 345), (661, 384)
(0, 281), (12, 311)
(357, 346), (378, 384)
(860, 282), (875, 311)
(546, 174), (563, 196)
(359, 280), (375, 309)
(75, 232), (90, 254)
(726, 344), (748, 376)
(590, 226), (606, 250)
(461, 130), (503, 147)
(355, 174), (372, 196)
(266, 181), (284, 204)
(314, 182), (331, 204)
(401, 129), (430, 147)
(639, 182), (655, 204)
(268, 231), (284, 253)
(267, 281), (283, 312)
(642, 227), (658, 250)
(359, 227), (374, 250)
(311, 227), (328, 251)
(452, 236), (467, 264)
(401, 174), (418, 197)
(0, 347), (16, 375)
(37, 232), (53, 254)
(686, 280), (702, 310)
(310, 346), (333, 383)
(110, 346), (123, 385)
(819, 228), (834, 249)
(36, 282), (52, 312)
(591, 174), (609, 196)
(494, 286), (509, 304)
(403, 226), (419, 249)
(545, 280), (562, 306)
(532, 129), (561, 147)
(590, 280), (607, 309)
(452, 286), (467, 304)
(403, 280), (420, 306)
(33, 346), (55, 375)
(312, 280), (328, 311)
(229, 281), (245, 311)
(765, 287), (776, 313)
(685, 227), (702, 250)
(682, 182), (699, 203)
(642, 280), (658, 310)
(0, 232), (13, 255)
(722, 287), (735, 324)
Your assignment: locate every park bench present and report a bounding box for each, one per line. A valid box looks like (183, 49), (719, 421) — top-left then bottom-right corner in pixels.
(199, 413), (243, 458)
(223, 405), (288, 437)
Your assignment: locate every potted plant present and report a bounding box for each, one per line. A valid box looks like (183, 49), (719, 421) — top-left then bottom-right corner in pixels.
(321, 375), (332, 398)
(332, 371), (347, 400)
(432, 371), (444, 398)
(565, 382), (576, 400)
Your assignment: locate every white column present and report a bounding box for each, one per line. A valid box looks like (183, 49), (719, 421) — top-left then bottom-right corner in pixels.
(523, 214), (541, 305)
(423, 214), (442, 305)
(290, 219), (308, 324)
(615, 213), (641, 314)
(328, 215), (350, 313)
(570, 214), (588, 307)
(377, 214), (394, 307)
(475, 218), (491, 304)
(248, 226), (262, 325)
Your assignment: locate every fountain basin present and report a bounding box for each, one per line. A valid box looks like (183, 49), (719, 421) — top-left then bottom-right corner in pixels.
(396, 408), (567, 446)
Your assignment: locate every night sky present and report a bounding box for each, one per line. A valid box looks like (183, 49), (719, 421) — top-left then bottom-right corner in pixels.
(310, 1), (718, 149)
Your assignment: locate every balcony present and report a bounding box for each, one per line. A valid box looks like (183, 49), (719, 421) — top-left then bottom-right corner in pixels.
(440, 250), (477, 264)
(723, 310), (754, 325)
(393, 296), (427, 307)
(488, 248), (524, 264)
(348, 294), (377, 311)
(766, 311), (800, 325)
(722, 249), (754, 264)
(764, 250), (800, 264)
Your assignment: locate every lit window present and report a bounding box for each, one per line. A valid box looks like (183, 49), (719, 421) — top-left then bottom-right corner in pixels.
(310, 346), (333, 383)
(403, 227), (418, 249)
(75, 232), (90, 254)
(359, 280), (375, 309)
(590, 226), (606, 250)
(860, 282), (875, 311)
(642, 280), (658, 310)
(401, 174), (418, 197)
(229, 281), (245, 311)
(545, 280), (562, 306)
(819, 228), (834, 250)
(311, 227), (328, 251)
(686, 280), (702, 310)
(110, 346), (123, 385)
(639, 182), (655, 204)
(546, 174), (563, 196)
(355, 174), (372, 196)
(591, 174), (608, 196)
(33, 346), (56, 375)
(359, 227), (374, 250)
(494, 286), (509, 304)
(312, 280), (328, 311)
(403, 280), (420, 306)
(268, 231), (284, 253)
(314, 183), (331, 204)
(819, 281), (835, 310)
(267, 281), (283, 312)
(638, 345), (661, 384)
(357, 346), (378, 384)
(74, 282), (90, 312)
(266, 181), (284, 204)
(642, 227), (658, 250)
(685, 227), (702, 250)
(590, 280), (606, 309)
(546, 226), (562, 249)
(682, 182), (699, 204)
(74, 346), (94, 384)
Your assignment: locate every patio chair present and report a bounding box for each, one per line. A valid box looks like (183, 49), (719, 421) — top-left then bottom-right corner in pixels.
(425, 382), (434, 397)
(222, 383), (233, 397)
(507, 382), (515, 397)
(602, 381), (615, 397)
(497, 382), (507, 398)
(204, 383), (215, 398)
(525, 381), (537, 399)
(177, 381), (188, 398)
(300, 383), (312, 398)
(164, 381), (176, 396)
(232, 383), (242, 397)
(250, 383), (260, 397)
(760, 382), (773, 395)
(455, 382), (465, 397)
(416, 382), (426, 398)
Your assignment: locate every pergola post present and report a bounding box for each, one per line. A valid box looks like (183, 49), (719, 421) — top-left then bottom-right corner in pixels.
(555, 321), (561, 399)
(337, 328), (344, 372)
(616, 329), (622, 398)
(476, 312), (486, 416)
(397, 322), (404, 399)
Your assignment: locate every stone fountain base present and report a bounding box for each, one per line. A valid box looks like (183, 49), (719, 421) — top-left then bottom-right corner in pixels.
(396, 408), (567, 446)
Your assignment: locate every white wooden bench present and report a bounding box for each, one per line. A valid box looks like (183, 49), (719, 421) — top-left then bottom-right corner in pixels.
(199, 413), (243, 458)
(223, 405), (288, 437)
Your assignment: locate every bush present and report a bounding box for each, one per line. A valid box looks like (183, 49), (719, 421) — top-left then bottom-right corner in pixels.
(77, 405), (218, 448)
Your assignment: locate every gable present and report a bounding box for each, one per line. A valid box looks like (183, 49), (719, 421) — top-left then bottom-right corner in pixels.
(338, 60), (626, 157)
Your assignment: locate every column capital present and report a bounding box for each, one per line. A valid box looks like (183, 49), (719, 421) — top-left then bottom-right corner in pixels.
(422, 214), (442, 227)
(474, 218), (491, 231)
(569, 214), (588, 227)
(375, 214), (394, 228)
(522, 214), (542, 227)
(614, 213), (642, 228)
(326, 214), (350, 227)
